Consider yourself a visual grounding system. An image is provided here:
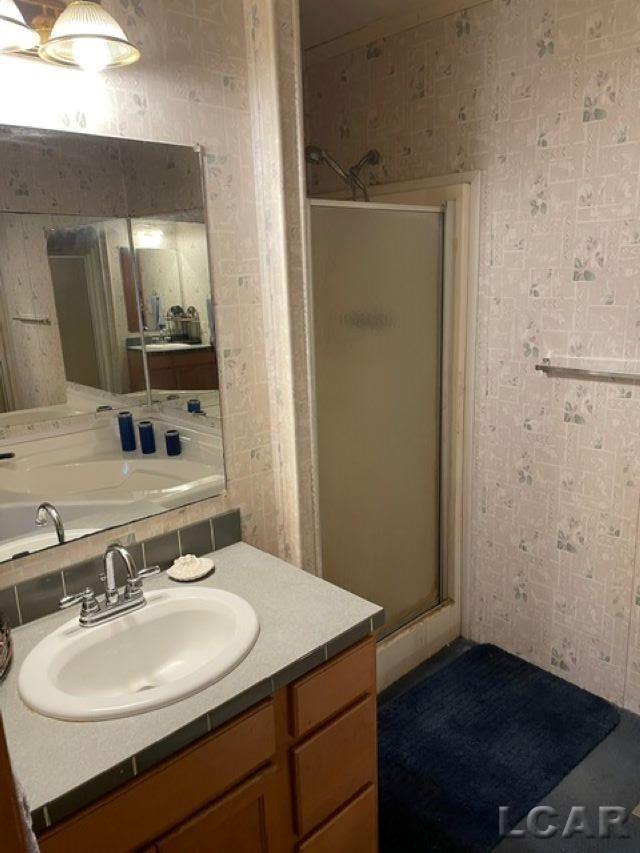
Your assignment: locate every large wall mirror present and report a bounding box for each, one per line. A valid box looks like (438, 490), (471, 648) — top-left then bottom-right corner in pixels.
(0, 125), (224, 564)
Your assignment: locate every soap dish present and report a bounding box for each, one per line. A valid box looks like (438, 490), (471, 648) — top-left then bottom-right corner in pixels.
(167, 555), (215, 583)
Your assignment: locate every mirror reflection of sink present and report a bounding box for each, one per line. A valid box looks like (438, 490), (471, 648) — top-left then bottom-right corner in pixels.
(0, 528), (98, 562)
(145, 343), (193, 351)
(18, 587), (260, 721)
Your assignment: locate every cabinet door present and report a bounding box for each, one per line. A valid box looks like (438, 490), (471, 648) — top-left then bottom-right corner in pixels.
(39, 702), (277, 853)
(127, 350), (147, 393)
(155, 769), (276, 853)
(174, 352), (219, 391)
(0, 713), (27, 852)
(148, 365), (179, 390)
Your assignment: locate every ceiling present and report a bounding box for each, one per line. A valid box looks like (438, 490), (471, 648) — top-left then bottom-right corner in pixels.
(299, 0), (435, 49)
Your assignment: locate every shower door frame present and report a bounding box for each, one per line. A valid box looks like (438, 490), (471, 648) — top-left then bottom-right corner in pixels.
(306, 197), (454, 635)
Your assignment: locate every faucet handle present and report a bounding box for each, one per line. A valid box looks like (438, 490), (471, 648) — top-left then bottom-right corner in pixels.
(60, 588), (100, 616)
(138, 565), (161, 580)
(123, 565), (160, 602)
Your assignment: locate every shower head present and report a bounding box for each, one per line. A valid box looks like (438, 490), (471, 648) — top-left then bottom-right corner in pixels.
(305, 144), (324, 166)
(305, 144), (378, 202)
(305, 145), (351, 183)
(349, 149), (381, 178)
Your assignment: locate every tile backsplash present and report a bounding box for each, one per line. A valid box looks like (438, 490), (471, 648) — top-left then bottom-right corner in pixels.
(0, 510), (242, 629)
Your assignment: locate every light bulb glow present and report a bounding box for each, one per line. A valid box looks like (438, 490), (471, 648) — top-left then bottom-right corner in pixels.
(72, 37), (111, 73)
(136, 229), (164, 249)
(0, 0), (39, 52)
(0, 53), (111, 128)
(39, 1), (139, 71)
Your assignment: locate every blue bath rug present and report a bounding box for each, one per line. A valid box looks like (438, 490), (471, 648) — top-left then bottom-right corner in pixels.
(378, 643), (620, 853)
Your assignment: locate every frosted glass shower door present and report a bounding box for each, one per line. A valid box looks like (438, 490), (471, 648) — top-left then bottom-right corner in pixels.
(310, 200), (444, 635)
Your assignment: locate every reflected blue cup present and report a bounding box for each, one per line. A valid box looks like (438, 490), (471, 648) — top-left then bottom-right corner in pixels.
(188, 398), (202, 413)
(165, 430), (181, 457)
(118, 412), (136, 452)
(138, 421), (156, 455)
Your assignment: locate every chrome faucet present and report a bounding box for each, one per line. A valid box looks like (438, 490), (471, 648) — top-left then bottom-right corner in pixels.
(60, 545), (160, 627)
(102, 544), (148, 605)
(35, 502), (65, 544)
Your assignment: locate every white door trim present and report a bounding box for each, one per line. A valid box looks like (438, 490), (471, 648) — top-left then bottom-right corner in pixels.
(308, 198), (443, 214)
(366, 172), (481, 641)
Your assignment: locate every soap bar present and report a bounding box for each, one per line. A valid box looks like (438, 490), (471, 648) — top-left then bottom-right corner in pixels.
(167, 555), (215, 582)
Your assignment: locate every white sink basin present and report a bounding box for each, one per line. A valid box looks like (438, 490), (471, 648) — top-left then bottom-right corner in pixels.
(145, 343), (192, 351)
(18, 587), (259, 721)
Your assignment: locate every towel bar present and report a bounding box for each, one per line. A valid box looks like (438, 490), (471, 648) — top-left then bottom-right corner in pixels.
(535, 358), (640, 383)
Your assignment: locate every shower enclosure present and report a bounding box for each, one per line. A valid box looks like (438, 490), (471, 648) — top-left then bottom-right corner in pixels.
(309, 199), (452, 637)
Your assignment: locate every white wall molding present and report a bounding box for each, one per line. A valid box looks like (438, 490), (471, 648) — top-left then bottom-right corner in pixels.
(244, 0), (304, 566)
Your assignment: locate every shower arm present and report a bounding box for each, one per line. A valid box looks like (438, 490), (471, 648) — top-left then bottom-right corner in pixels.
(347, 171), (369, 203)
(306, 145), (371, 202)
(321, 150), (366, 201)
(348, 150), (380, 202)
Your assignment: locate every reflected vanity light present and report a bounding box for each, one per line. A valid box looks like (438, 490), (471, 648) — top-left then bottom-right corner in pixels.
(0, 0), (39, 52)
(136, 228), (164, 249)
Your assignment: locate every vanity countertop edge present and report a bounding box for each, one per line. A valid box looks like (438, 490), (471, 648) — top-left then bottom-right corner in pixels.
(0, 542), (384, 827)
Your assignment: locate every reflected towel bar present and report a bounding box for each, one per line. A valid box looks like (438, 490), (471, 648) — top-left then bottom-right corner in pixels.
(535, 358), (640, 383)
(12, 315), (51, 326)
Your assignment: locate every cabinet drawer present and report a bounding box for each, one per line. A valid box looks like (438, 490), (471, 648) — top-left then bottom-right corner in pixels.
(40, 701), (276, 853)
(299, 785), (377, 853)
(293, 696), (376, 836)
(290, 637), (375, 737)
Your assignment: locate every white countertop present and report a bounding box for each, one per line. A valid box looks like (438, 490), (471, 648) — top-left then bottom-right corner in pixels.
(127, 343), (212, 352)
(0, 543), (382, 814)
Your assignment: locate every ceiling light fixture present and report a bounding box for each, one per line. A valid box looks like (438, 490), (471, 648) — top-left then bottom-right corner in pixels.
(0, 0), (39, 52)
(39, 1), (140, 73)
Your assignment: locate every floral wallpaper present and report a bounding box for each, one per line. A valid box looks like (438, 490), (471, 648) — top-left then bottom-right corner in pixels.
(304, 0), (640, 711)
(0, 0), (281, 583)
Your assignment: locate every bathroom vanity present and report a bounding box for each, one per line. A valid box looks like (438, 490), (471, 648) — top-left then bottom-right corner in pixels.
(0, 543), (383, 852)
(40, 639), (376, 852)
(127, 345), (219, 393)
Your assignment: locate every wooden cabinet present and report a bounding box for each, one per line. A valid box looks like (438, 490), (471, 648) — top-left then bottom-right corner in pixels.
(0, 713), (28, 852)
(298, 786), (377, 853)
(152, 768), (277, 853)
(39, 702), (277, 853)
(127, 346), (219, 392)
(38, 637), (377, 853)
(291, 638), (376, 738)
(292, 697), (377, 836)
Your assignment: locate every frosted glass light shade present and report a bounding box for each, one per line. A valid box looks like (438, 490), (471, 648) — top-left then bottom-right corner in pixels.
(39, 1), (140, 71)
(0, 0), (40, 52)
